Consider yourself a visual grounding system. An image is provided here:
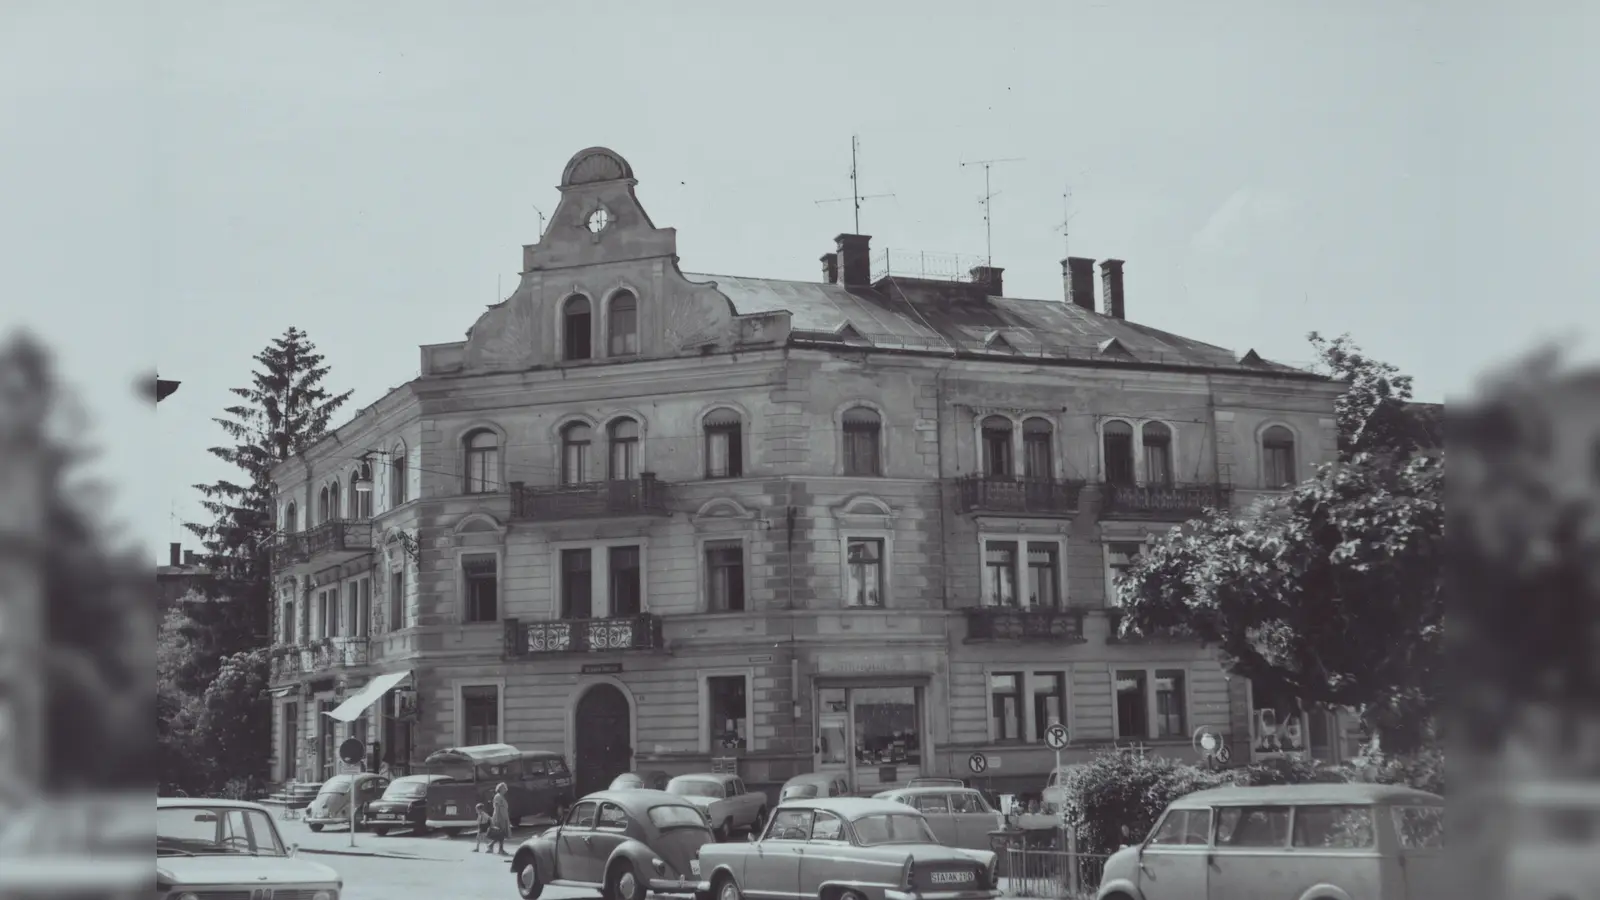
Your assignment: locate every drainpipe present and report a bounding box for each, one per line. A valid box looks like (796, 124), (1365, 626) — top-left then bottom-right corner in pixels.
(934, 364), (956, 776)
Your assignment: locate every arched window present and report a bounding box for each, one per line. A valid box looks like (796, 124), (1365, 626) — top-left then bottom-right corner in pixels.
(350, 464), (372, 519)
(329, 479), (342, 520)
(563, 295), (593, 361)
(1023, 417), (1054, 480)
(284, 501), (298, 534)
(1142, 422), (1174, 486)
(561, 422), (592, 485)
(608, 417), (640, 480)
(981, 415), (1014, 478)
(464, 430), (500, 494)
(608, 291), (639, 357)
(1262, 425), (1297, 488)
(841, 406), (882, 476)
(1103, 420), (1135, 486)
(389, 445), (408, 507)
(703, 407), (743, 479)
(318, 486), (330, 523)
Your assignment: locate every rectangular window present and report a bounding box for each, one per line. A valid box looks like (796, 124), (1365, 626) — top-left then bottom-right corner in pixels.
(1144, 440), (1173, 486)
(318, 590), (335, 638)
(390, 455), (407, 506)
(990, 672), (1023, 741)
(845, 538), (884, 607)
(705, 425), (743, 478)
(1217, 807), (1290, 848)
(609, 546), (642, 617)
(282, 602), (296, 645)
(1264, 444), (1295, 488)
(463, 555), (499, 623)
(1115, 670), (1149, 739)
(389, 569), (405, 631)
(1105, 542), (1144, 607)
(842, 425), (880, 476)
(609, 303), (638, 356)
(565, 309), (592, 360)
(1154, 669), (1187, 738)
(705, 540), (746, 612)
(1026, 542), (1060, 608)
(357, 578), (371, 637)
(345, 583), (357, 638)
(1032, 672), (1067, 741)
(461, 685), (500, 746)
(982, 541), (1018, 608)
(1104, 429), (1136, 485)
(1023, 430), (1052, 479)
(1292, 805), (1376, 849)
(982, 428), (1012, 477)
(561, 549), (593, 619)
(707, 675), (748, 751)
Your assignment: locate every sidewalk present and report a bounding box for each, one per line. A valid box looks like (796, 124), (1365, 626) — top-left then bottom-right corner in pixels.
(282, 818), (551, 862)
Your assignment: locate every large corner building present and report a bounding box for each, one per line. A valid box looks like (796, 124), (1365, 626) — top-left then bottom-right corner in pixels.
(266, 147), (1354, 799)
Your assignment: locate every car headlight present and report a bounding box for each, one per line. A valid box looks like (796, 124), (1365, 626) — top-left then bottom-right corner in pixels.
(312, 890), (336, 900)
(176, 893), (200, 900)
(652, 857), (667, 875)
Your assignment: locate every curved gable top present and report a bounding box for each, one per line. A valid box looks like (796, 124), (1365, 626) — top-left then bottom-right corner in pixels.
(693, 497), (756, 520)
(453, 513), (505, 535)
(835, 494), (894, 517)
(562, 147), (634, 186)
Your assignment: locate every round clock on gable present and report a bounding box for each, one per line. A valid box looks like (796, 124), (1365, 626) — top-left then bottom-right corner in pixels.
(586, 207), (612, 234)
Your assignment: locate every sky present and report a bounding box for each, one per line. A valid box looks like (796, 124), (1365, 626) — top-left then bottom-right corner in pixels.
(1, 1), (1595, 564)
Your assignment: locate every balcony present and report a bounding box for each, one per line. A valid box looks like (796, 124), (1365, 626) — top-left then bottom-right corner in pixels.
(1106, 610), (1198, 644)
(270, 637), (370, 681)
(954, 475), (1085, 517)
(272, 519), (374, 569)
(1100, 483), (1233, 520)
(963, 607), (1087, 643)
(502, 614), (666, 657)
(509, 475), (671, 522)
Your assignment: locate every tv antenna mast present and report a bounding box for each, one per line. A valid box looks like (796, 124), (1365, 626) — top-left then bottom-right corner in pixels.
(1057, 186), (1078, 259)
(814, 135), (895, 234)
(960, 156), (1024, 265)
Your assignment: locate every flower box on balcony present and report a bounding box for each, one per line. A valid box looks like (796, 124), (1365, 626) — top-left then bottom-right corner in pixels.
(503, 614), (666, 656)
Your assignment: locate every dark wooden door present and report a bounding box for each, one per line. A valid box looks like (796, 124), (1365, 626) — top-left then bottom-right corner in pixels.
(574, 684), (631, 797)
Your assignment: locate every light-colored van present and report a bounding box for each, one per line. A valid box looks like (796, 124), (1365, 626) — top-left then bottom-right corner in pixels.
(1095, 783), (1445, 900)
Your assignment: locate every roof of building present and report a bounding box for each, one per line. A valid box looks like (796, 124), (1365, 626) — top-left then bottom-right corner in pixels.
(686, 273), (1313, 375)
(1172, 783), (1442, 807)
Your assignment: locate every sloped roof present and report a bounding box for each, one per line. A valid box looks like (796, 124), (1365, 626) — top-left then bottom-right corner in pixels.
(686, 272), (1312, 374)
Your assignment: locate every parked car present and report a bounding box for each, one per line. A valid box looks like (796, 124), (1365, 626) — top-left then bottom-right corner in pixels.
(695, 797), (1000, 900)
(304, 772), (389, 832)
(509, 789), (716, 900)
(423, 743), (575, 834)
(361, 774), (454, 836)
(780, 773), (852, 802)
(906, 777), (968, 789)
(610, 770), (672, 792)
(1015, 765), (1086, 832)
(873, 786), (1007, 852)
(156, 798), (342, 900)
(666, 774), (768, 842)
(1096, 783), (1447, 900)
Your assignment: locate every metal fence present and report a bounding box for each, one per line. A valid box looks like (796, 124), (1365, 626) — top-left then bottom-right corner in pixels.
(1003, 847), (1109, 899)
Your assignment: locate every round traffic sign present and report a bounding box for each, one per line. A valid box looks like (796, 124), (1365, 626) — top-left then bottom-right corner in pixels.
(967, 753), (988, 774)
(1044, 723), (1070, 750)
(1215, 746), (1231, 764)
(339, 737), (365, 765)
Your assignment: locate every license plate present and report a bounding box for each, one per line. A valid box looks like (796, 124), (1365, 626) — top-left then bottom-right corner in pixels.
(446, 805), (458, 816)
(931, 871), (975, 884)
(690, 860), (701, 876)
(384, 814), (400, 819)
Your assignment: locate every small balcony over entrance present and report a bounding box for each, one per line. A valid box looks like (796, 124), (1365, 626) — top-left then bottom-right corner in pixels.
(509, 475), (671, 522)
(269, 637), (370, 682)
(962, 606), (1087, 643)
(953, 475), (1085, 517)
(271, 519), (374, 571)
(502, 614), (666, 657)
(1100, 483), (1233, 521)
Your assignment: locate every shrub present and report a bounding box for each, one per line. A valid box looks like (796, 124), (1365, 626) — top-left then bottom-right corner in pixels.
(1231, 755), (1353, 787)
(1059, 752), (1227, 857)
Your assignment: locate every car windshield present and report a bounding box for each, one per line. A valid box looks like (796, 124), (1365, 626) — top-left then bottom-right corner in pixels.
(851, 813), (938, 846)
(157, 807), (288, 858)
(317, 777), (352, 795)
(384, 780), (431, 800)
(782, 785), (820, 800)
(669, 780), (724, 799)
(649, 805), (711, 831)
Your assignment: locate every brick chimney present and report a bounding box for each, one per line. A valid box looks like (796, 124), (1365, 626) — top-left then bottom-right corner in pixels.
(820, 252), (839, 284)
(835, 234), (872, 287)
(968, 266), (1005, 296)
(1064, 257), (1096, 311)
(1099, 259), (1126, 319)
(169, 542), (180, 567)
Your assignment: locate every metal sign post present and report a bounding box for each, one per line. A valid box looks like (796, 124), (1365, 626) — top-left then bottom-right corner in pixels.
(1043, 723), (1071, 892)
(339, 737), (365, 848)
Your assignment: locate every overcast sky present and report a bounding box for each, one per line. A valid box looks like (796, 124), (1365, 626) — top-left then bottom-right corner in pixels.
(2, 1), (1594, 563)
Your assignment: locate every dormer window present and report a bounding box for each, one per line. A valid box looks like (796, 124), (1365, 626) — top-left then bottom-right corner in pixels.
(608, 292), (639, 356)
(563, 296), (593, 361)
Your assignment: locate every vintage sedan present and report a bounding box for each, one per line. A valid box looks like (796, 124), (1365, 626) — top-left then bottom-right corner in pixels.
(873, 787), (1007, 852)
(780, 773), (852, 802)
(509, 789), (716, 900)
(610, 770), (672, 792)
(695, 798), (1001, 900)
(666, 774), (768, 842)
(157, 797), (342, 900)
(361, 774), (454, 835)
(304, 771), (389, 832)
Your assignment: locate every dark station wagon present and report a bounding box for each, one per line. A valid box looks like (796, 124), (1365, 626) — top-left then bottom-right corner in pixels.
(423, 744), (574, 833)
(510, 789), (717, 900)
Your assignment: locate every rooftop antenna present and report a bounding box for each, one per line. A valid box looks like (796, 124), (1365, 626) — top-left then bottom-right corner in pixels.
(814, 135), (895, 233)
(532, 204), (547, 238)
(1057, 185), (1078, 259)
(960, 155), (1024, 266)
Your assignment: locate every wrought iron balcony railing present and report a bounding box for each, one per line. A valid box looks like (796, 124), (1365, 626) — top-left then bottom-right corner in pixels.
(1101, 483), (1233, 520)
(502, 614), (666, 656)
(963, 606), (1087, 643)
(270, 637), (370, 680)
(954, 475), (1085, 516)
(272, 519), (374, 567)
(509, 475), (671, 521)
(1105, 609), (1199, 644)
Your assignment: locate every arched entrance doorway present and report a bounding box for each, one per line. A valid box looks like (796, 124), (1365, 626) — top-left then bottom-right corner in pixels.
(574, 683), (632, 796)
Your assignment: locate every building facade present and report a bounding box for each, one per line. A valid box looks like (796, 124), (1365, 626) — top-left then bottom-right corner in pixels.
(266, 147), (1351, 797)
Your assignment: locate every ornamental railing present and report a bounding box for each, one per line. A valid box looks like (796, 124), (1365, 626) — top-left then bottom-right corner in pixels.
(509, 475), (671, 521)
(1101, 483), (1232, 520)
(963, 607), (1086, 643)
(954, 475), (1085, 516)
(502, 614), (666, 656)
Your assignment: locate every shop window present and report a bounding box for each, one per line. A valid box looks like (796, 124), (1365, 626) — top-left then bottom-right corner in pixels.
(607, 291), (639, 356)
(462, 555), (499, 623)
(703, 409), (743, 478)
(981, 416), (1013, 477)
(461, 684), (500, 745)
(1103, 420), (1135, 485)
(990, 672), (1023, 742)
(704, 540), (745, 612)
(563, 296), (592, 361)
(852, 686), (921, 767)
(707, 675), (748, 751)
(842, 406), (882, 476)
(845, 538), (884, 607)
(1143, 422), (1174, 486)
(1032, 672), (1067, 741)
(609, 546), (642, 617)
(561, 549), (593, 619)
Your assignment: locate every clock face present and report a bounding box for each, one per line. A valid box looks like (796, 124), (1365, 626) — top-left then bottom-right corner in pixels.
(586, 207), (612, 234)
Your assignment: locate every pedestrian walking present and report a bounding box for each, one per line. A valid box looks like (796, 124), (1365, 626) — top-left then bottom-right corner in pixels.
(489, 782), (512, 856)
(472, 802), (491, 852)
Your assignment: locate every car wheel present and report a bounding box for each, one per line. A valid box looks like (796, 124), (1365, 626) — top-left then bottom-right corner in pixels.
(716, 819), (733, 842)
(308, 823), (323, 833)
(373, 827), (389, 837)
(608, 860), (646, 900)
(838, 891), (866, 900)
(516, 856), (543, 900)
(714, 874), (742, 900)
